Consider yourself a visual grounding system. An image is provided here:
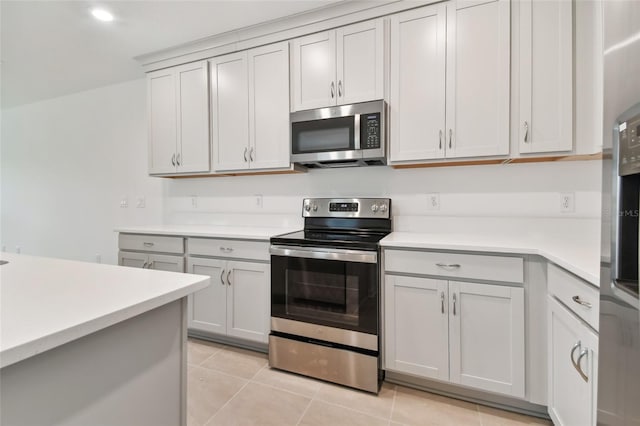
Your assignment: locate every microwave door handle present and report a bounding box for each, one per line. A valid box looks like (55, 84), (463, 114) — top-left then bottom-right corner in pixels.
(354, 114), (361, 150)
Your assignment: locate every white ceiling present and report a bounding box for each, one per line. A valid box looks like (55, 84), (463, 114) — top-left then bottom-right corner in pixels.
(0, 0), (341, 109)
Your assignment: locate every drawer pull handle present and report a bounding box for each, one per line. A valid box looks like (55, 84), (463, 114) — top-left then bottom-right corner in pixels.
(576, 349), (589, 382)
(219, 247), (234, 253)
(143, 242), (154, 247)
(436, 263), (461, 269)
(572, 295), (592, 308)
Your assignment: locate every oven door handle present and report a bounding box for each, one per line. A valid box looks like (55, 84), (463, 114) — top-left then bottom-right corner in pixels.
(269, 245), (377, 264)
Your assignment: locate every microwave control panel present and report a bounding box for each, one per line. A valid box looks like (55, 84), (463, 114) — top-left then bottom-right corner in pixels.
(360, 113), (381, 150)
(619, 112), (640, 176)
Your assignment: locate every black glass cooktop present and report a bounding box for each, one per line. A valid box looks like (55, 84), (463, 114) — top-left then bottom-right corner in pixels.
(271, 229), (389, 251)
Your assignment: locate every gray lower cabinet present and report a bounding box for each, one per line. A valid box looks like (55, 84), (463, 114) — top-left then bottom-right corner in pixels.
(118, 234), (185, 272)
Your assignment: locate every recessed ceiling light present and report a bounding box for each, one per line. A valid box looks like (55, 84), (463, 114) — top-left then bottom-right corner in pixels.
(91, 8), (114, 22)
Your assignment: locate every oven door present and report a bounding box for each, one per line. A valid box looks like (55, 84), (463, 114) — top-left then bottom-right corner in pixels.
(270, 245), (379, 335)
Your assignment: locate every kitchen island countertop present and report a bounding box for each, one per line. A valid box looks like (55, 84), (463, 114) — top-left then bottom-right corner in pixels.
(0, 252), (209, 368)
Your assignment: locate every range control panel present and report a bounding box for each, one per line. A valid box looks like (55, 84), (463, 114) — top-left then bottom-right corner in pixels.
(360, 113), (381, 149)
(303, 198), (391, 218)
(619, 112), (640, 176)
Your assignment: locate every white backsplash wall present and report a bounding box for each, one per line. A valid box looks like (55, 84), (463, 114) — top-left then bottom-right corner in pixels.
(165, 160), (602, 230)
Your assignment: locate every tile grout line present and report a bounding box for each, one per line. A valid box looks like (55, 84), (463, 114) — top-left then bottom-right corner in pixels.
(388, 384), (398, 426)
(476, 403), (484, 426)
(294, 398), (315, 426)
(201, 376), (253, 426)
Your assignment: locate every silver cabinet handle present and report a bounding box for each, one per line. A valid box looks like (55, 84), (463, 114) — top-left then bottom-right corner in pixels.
(171, 154), (176, 166)
(572, 295), (592, 309)
(449, 129), (453, 149)
(143, 242), (154, 247)
(227, 270), (232, 286)
(249, 147), (254, 162)
(330, 81), (335, 99)
(436, 263), (461, 269)
(453, 293), (457, 316)
(439, 130), (443, 150)
(142, 261), (149, 269)
(176, 153), (181, 166)
(523, 121), (529, 143)
(219, 247), (234, 253)
(441, 291), (445, 314)
(243, 147), (248, 162)
(338, 80), (343, 97)
(576, 349), (589, 382)
(147, 260), (154, 269)
(570, 341), (581, 370)
(220, 269), (226, 285)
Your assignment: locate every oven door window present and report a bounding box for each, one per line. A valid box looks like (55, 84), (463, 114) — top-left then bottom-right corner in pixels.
(291, 116), (354, 154)
(271, 255), (377, 335)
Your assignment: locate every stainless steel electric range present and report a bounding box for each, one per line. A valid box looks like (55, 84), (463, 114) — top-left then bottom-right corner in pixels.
(268, 197), (391, 394)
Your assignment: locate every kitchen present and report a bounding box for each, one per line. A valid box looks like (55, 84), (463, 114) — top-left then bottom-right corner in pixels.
(1, 0), (638, 425)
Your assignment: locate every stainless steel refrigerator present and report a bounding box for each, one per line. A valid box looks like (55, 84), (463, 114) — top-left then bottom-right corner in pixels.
(599, 1), (640, 425)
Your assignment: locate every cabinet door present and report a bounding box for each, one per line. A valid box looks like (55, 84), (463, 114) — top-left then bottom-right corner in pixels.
(449, 281), (525, 398)
(226, 261), (270, 343)
(118, 251), (148, 268)
(336, 19), (384, 105)
(389, 4), (447, 162)
(445, 0), (510, 159)
(211, 52), (250, 172)
(548, 296), (598, 426)
(518, 0), (572, 154)
(248, 42), (291, 170)
(148, 69), (177, 174)
(384, 275), (449, 381)
(176, 61), (210, 173)
(187, 257), (227, 335)
(291, 31), (336, 111)
(148, 253), (184, 273)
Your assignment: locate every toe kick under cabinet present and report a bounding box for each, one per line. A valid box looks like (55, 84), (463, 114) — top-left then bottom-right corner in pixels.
(186, 238), (270, 344)
(383, 249), (525, 399)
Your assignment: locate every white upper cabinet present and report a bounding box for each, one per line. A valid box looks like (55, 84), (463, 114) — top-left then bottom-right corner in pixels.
(291, 19), (384, 111)
(390, 5), (447, 162)
(389, 0), (510, 163)
(211, 52), (250, 172)
(518, 0), (573, 154)
(248, 42), (291, 170)
(212, 42), (291, 172)
(148, 61), (210, 175)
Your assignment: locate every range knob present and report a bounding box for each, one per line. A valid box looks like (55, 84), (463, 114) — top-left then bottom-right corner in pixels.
(312, 204), (318, 212)
(304, 204), (311, 212)
(379, 204), (388, 213)
(371, 204), (379, 213)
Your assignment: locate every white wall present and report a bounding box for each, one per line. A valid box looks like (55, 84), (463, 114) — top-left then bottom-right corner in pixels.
(1, 78), (164, 264)
(1, 78), (602, 265)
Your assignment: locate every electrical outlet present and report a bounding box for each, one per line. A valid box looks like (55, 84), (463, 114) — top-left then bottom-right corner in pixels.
(191, 196), (198, 208)
(136, 196), (145, 208)
(120, 197), (128, 208)
(560, 192), (575, 213)
(426, 193), (440, 211)
(255, 194), (263, 208)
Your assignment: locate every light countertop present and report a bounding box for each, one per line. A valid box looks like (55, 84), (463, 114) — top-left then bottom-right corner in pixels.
(115, 225), (299, 240)
(0, 253), (210, 368)
(381, 232), (599, 286)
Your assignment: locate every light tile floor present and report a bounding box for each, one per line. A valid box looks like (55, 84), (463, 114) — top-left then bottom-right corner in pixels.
(187, 338), (552, 426)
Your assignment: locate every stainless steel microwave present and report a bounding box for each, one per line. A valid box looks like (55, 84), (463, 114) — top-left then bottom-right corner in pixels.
(290, 100), (386, 168)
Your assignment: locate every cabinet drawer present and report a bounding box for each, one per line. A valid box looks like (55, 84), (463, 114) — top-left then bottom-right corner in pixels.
(548, 263), (599, 331)
(188, 238), (269, 261)
(385, 250), (523, 284)
(118, 233), (185, 254)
